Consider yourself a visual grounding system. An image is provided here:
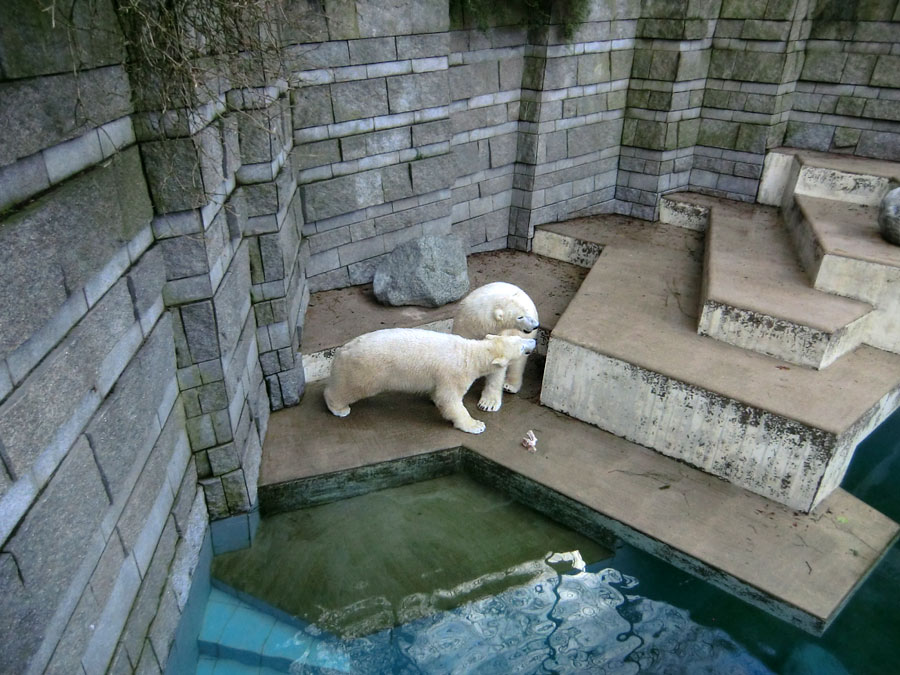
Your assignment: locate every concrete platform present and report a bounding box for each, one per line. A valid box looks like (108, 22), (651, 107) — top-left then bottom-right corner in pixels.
(259, 355), (898, 636)
(538, 217), (900, 511)
(664, 192), (873, 369)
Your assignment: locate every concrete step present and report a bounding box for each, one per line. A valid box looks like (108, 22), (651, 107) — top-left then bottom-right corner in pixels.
(784, 194), (900, 357)
(758, 147), (900, 209)
(660, 192), (874, 370)
(538, 216), (900, 512)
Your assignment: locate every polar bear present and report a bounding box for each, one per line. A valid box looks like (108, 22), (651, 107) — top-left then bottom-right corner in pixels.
(324, 328), (536, 434)
(452, 282), (539, 412)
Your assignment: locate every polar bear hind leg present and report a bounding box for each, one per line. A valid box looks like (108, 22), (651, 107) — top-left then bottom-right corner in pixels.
(323, 384), (352, 417)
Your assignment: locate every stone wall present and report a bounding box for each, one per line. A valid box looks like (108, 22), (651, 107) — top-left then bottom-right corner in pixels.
(0, 1), (208, 671)
(0, 0), (898, 672)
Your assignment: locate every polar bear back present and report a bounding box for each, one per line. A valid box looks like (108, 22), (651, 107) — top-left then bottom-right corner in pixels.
(453, 281), (539, 339)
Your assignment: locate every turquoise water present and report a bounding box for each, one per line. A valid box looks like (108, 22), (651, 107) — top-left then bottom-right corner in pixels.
(198, 408), (900, 674)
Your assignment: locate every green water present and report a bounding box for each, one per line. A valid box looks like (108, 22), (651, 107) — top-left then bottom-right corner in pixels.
(212, 474), (613, 638)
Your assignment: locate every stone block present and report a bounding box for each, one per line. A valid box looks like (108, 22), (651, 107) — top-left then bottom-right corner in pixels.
(832, 127), (861, 149)
(801, 51), (846, 84)
(577, 53), (611, 85)
(698, 118), (740, 149)
(128, 246), (166, 324)
(0, 280), (136, 477)
(141, 137), (208, 213)
(0, 153), (49, 213)
(784, 121), (835, 152)
(338, 235), (386, 266)
(87, 317), (175, 499)
(387, 71), (449, 113)
(412, 119), (451, 147)
(213, 243), (251, 368)
(856, 131), (900, 161)
(179, 302), (219, 364)
(500, 57), (526, 91)
(449, 61), (500, 100)
(0, 0), (125, 79)
(0, 436), (108, 673)
(295, 139), (341, 172)
(332, 79), (390, 122)
(720, 0), (768, 19)
(292, 85), (334, 128)
(355, 0), (448, 37)
(410, 153), (453, 194)
(301, 169), (385, 222)
(221, 469), (251, 513)
(397, 33), (449, 59)
(489, 134), (518, 168)
(349, 37), (397, 64)
(871, 55), (900, 88)
(0, 148), (151, 360)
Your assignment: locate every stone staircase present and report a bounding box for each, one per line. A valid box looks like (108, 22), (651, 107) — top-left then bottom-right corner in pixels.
(537, 149), (900, 513)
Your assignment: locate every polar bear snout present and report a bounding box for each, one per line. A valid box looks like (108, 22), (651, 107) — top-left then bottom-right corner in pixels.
(516, 315), (539, 332)
(521, 338), (536, 354)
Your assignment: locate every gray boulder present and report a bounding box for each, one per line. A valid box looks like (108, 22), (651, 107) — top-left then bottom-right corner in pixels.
(879, 186), (900, 246)
(374, 235), (469, 307)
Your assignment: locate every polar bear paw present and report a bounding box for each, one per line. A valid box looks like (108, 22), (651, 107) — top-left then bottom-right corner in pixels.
(478, 394), (502, 412)
(459, 419), (486, 434)
(503, 382), (521, 394)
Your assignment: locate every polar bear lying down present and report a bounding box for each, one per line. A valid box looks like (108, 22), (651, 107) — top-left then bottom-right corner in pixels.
(324, 328), (536, 434)
(453, 281), (539, 412)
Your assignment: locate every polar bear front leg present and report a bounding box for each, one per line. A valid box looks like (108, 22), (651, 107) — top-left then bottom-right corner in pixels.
(478, 368), (506, 412)
(434, 389), (486, 434)
(503, 354), (528, 394)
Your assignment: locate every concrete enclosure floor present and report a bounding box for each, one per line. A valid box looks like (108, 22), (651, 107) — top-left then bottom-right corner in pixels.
(261, 211), (898, 636)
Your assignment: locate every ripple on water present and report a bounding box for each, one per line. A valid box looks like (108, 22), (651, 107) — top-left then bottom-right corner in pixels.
(291, 561), (774, 674)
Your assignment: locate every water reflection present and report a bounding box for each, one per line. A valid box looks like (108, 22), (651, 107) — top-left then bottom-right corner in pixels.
(288, 556), (772, 674)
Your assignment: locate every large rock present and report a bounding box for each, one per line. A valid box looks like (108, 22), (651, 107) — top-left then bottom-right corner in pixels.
(879, 186), (900, 246)
(373, 235), (469, 307)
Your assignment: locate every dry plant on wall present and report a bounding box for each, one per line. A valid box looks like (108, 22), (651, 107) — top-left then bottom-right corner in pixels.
(113, 0), (290, 115)
(450, 0), (590, 39)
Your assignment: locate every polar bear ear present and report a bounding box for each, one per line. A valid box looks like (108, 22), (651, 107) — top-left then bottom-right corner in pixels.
(491, 356), (510, 368)
(493, 307), (504, 322)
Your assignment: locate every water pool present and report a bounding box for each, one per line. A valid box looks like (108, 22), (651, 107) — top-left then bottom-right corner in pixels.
(197, 409), (900, 674)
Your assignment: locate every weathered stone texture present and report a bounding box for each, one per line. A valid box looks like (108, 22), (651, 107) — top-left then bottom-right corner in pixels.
(0, 437), (109, 673)
(0, 148), (152, 361)
(0, 66), (132, 166)
(86, 316), (176, 501)
(0, 0), (126, 79)
(0, 280), (135, 476)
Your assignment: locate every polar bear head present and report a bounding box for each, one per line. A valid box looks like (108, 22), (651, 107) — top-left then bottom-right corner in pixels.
(485, 334), (537, 368)
(489, 286), (539, 334)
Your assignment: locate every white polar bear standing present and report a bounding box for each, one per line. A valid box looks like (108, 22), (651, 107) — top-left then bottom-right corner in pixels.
(452, 282), (539, 412)
(324, 328), (536, 434)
